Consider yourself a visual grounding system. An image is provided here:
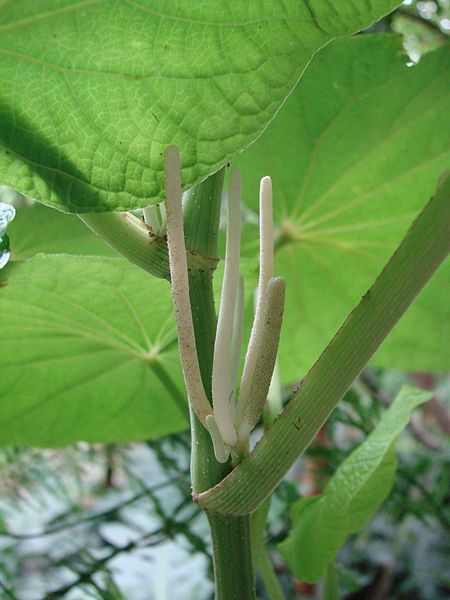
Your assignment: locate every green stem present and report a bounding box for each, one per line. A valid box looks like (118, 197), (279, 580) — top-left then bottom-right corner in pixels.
(255, 377), (286, 600)
(80, 211), (171, 278)
(257, 546), (286, 600)
(197, 173), (450, 515)
(183, 169), (256, 599)
(150, 361), (189, 421)
(207, 513), (256, 600)
(188, 270), (229, 491)
(79, 210), (218, 280)
(322, 562), (340, 600)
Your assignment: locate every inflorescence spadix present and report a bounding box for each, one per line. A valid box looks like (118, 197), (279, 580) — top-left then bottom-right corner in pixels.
(164, 146), (285, 463)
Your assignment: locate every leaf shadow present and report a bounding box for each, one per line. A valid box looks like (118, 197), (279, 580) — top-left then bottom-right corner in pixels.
(0, 98), (105, 213)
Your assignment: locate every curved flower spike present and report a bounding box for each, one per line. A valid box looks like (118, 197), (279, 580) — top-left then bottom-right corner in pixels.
(164, 146), (213, 427)
(206, 415), (231, 463)
(237, 276), (286, 444)
(211, 169), (241, 447)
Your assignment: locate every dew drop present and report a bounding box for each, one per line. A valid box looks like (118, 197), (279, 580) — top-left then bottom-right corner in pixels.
(0, 202), (15, 233)
(0, 247), (10, 269)
(0, 203), (15, 269)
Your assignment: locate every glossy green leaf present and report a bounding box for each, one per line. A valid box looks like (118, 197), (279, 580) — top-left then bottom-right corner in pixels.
(0, 0), (401, 212)
(278, 386), (431, 583)
(236, 36), (450, 377)
(0, 255), (188, 446)
(8, 203), (116, 260)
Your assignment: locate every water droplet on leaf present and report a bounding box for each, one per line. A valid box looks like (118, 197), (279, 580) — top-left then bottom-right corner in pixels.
(0, 203), (15, 269)
(0, 202), (15, 233)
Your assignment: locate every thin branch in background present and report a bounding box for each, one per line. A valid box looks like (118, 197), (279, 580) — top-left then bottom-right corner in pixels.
(45, 495), (202, 598)
(46, 529), (166, 598)
(396, 467), (450, 532)
(0, 580), (17, 600)
(104, 444), (116, 489)
(1, 475), (184, 540)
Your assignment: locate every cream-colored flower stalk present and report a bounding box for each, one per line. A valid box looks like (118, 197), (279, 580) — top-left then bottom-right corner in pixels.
(164, 146), (213, 428)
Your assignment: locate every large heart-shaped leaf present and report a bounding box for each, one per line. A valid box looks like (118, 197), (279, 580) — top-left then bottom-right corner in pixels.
(0, 255), (187, 446)
(0, 0), (401, 212)
(236, 36), (450, 378)
(278, 386), (431, 583)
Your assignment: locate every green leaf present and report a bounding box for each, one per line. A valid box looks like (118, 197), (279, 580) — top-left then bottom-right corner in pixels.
(8, 203), (116, 260)
(278, 386), (431, 583)
(0, 0), (401, 212)
(236, 36), (450, 376)
(0, 255), (188, 446)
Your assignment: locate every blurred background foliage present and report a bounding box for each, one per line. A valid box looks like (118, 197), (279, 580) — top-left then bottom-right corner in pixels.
(0, 1), (449, 598)
(1, 371), (448, 599)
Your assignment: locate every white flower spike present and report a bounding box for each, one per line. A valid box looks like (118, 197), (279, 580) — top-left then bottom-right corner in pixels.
(229, 273), (245, 415)
(165, 149), (284, 463)
(211, 169), (241, 447)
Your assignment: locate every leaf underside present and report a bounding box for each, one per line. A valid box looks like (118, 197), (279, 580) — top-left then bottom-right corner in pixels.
(0, 255), (188, 446)
(0, 0), (401, 212)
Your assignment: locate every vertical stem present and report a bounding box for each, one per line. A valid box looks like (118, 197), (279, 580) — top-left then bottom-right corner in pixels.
(207, 513), (256, 600)
(188, 270), (228, 490)
(254, 392), (286, 600)
(322, 562), (340, 600)
(183, 169), (256, 599)
(257, 546), (286, 600)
